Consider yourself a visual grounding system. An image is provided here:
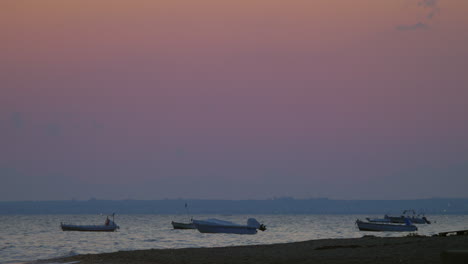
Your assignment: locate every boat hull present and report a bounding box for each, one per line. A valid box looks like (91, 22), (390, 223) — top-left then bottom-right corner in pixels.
(356, 220), (417, 232)
(193, 220), (258, 234)
(171, 221), (196, 229)
(61, 224), (118, 232)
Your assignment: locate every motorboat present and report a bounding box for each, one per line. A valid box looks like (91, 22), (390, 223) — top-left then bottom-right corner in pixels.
(171, 202), (196, 229)
(193, 218), (266, 234)
(171, 221), (196, 229)
(385, 210), (431, 224)
(356, 219), (417, 232)
(61, 215), (119, 232)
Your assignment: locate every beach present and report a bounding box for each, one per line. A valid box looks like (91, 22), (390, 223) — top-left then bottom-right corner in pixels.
(35, 235), (468, 264)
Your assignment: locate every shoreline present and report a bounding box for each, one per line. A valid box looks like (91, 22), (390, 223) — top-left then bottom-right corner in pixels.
(33, 235), (468, 264)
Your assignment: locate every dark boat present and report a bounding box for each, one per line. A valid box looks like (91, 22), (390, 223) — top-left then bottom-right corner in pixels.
(193, 218), (266, 234)
(171, 202), (196, 229)
(61, 214), (119, 232)
(385, 210), (431, 224)
(171, 221), (196, 229)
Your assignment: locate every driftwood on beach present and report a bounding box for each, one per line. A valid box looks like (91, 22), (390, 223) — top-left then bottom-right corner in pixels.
(37, 235), (468, 264)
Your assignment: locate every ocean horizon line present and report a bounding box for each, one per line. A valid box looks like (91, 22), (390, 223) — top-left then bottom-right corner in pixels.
(1, 197), (467, 215)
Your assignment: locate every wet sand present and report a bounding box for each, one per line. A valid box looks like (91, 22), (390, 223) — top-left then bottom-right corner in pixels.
(36, 235), (467, 264)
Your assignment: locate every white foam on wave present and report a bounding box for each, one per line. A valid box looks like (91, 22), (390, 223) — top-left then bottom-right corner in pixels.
(63, 250), (80, 257)
(37, 262), (80, 264)
(18, 251), (81, 264)
(9, 262), (80, 264)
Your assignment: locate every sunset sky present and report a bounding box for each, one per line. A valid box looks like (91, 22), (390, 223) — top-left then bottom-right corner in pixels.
(1, 0), (467, 201)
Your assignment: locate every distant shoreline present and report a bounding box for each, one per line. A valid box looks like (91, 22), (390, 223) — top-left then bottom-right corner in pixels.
(33, 235), (468, 264)
(2, 198), (468, 215)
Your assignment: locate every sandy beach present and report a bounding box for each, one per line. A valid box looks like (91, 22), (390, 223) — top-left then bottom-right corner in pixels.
(35, 235), (467, 264)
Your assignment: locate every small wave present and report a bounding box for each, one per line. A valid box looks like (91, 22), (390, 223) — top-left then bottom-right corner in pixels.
(4, 261), (80, 264)
(62, 250), (80, 257)
(143, 239), (159, 242)
(68, 250), (79, 257)
(0, 245), (15, 250)
(33, 252), (81, 264)
(34, 262), (81, 264)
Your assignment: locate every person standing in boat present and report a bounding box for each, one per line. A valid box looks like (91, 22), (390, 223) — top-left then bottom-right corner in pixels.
(105, 216), (110, 226)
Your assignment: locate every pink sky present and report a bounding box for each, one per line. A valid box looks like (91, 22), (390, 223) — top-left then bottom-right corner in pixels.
(1, 0), (468, 200)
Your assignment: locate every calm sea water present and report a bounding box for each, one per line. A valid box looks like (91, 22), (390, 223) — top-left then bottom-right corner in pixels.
(1, 214), (467, 264)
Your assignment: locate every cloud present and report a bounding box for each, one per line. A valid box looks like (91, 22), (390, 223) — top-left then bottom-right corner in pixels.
(419, 0), (440, 19)
(396, 22), (429, 31)
(418, 0), (437, 8)
(395, 0), (439, 31)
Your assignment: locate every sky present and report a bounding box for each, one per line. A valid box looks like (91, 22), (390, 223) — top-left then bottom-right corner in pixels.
(1, 0), (468, 201)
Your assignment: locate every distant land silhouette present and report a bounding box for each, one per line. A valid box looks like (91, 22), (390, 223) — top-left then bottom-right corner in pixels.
(1, 198), (467, 215)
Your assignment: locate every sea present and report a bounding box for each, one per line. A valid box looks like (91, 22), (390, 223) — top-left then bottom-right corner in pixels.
(1, 214), (467, 264)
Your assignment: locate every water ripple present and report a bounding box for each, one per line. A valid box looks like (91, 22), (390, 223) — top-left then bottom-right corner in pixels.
(0, 214), (467, 263)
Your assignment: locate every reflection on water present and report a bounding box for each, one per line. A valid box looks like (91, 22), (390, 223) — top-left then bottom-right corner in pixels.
(1, 214), (467, 263)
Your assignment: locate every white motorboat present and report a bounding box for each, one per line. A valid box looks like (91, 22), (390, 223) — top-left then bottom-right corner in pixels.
(356, 219), (417, 232)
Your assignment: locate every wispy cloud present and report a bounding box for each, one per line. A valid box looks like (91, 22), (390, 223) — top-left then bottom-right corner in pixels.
(419, 0), (440, 19)
(396, 0), (439, 31)
(419, 0), (437, 8)
(396, 22), (429, 31)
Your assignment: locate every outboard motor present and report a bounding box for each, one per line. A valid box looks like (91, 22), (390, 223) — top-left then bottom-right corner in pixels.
(247, 218), (266, 231)
(422, 216), (431, 224)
